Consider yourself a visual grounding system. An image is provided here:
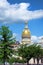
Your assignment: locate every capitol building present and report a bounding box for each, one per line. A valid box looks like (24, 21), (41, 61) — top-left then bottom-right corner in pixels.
(12, 21), (43, 64)
(21, 21), (43, 64)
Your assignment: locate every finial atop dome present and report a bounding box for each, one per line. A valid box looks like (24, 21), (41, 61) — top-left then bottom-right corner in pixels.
(25, 20), (28, 23)
(25, 21), (28, 29)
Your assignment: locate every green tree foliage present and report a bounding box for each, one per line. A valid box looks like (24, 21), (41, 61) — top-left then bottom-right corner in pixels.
(33, 45), (43, 64)
(18, 44), (34, 65)
(40, 48), (43, 63)
(18, 44), (43, 65)
(8, 57), (15, 65)
(0, 26), (16, 65)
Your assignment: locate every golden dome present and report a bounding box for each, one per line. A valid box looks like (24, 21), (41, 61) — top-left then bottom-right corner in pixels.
(22, 21), (31, 38)
(22, 28), (31, 38)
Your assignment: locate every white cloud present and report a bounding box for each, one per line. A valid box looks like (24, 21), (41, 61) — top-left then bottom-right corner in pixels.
(38, 36), (43, 43)
(31, 36), (38, 43)
(0, 0), (43, 23)
(31, 35), (43, 46)
(38, 36), (43, 40)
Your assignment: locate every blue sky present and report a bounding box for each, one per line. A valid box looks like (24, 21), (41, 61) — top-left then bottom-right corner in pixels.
(0, 0), (43, 41)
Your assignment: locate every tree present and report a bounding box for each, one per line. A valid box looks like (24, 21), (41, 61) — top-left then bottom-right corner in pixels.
(0, 26), (16, 65)
(18, 44), (34, 65)
(8, 57), (15, 65)
(40, 48), (43, 63)
(18, 43), (43, 65)
(33, 45), (42, 65)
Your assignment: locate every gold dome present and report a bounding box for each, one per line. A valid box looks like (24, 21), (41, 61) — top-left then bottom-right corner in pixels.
(22, 28), (31, 38)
